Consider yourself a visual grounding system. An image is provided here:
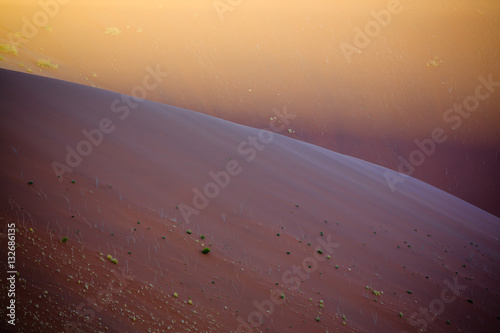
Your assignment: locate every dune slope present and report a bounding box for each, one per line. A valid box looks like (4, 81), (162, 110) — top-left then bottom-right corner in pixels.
(0, 69), (499, 333)
(2, 0), (500, 217)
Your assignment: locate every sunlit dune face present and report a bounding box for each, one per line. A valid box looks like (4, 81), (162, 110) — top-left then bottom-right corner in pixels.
(2, 1), (499, 132)
(1, 0), (499, 215)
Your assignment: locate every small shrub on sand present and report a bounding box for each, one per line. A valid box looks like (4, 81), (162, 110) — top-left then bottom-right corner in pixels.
(36, 58), (58, 69)
(0, 44), (18, 55)
(106, 254), (118, 264)
(61, 237), (68, 243)
(104, 27), (120, 35)
(201, 248), (211, 254)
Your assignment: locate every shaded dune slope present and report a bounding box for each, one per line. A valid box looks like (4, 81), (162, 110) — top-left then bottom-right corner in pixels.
(0, 69), (499, 332)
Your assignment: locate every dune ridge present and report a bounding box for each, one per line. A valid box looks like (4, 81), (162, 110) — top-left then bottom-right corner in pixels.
(0, 68), (499, 332)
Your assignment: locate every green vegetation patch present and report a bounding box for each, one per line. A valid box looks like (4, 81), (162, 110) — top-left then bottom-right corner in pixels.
(106, 254), (118, 264)
(0, 43), (18, 55)
(104, 27), (121, 35)
(36, 58), (58, 69)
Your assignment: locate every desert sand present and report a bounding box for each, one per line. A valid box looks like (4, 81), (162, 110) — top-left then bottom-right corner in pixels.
(0, 68), (499, 332)
(0, 0), (499, 216)
(1, 1), (500, 332)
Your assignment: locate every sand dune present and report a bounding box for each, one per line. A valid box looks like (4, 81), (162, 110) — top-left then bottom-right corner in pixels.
(1, 0), (499, 217)
(0, 68), (499, 332)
